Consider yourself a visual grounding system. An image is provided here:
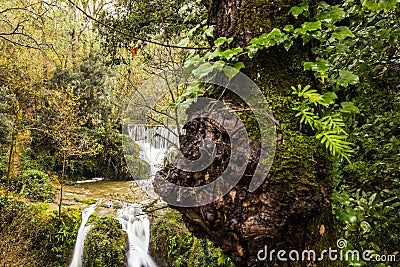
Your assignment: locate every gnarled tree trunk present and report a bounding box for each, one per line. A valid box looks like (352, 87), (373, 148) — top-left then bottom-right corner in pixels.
(156, 1), (338, 266)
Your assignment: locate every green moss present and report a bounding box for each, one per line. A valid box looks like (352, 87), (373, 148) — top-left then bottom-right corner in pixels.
(73, 197), (97, 205)
(268, 130), (320, 185)
(150, 209), (235, 267)
(83, 216), (126, 267)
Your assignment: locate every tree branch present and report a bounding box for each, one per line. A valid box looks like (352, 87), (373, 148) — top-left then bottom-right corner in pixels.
(65, 0), (211, 50)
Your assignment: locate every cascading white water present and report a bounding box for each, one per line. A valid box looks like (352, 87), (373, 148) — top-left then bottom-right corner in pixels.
(69, 125), (173, 267)
(117, 205), (157, 267)
(128, 124), (179, 174)
(128, 124), (178, 195)
(69, 201), (99, 267)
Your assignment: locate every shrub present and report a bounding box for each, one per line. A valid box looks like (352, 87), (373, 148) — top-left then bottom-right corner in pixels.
(0, 196), (81, 266)
(13, 169), (55, 202)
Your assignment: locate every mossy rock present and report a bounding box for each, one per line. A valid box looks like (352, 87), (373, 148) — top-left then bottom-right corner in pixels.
(150, 208), (235, 267)
(83, 216), (126, 267)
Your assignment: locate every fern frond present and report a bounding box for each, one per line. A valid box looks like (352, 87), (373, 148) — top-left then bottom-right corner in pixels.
(316, 130), (354, 160)
(320, 113), (347, 133)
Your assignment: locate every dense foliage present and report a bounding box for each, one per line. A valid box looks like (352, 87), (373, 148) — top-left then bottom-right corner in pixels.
(150, 209), (235, 267)
(83, 216), (126, 267)
(169, 1), (400, 263)
(0, 0), (399, 266)
(0, 196), (81, 266)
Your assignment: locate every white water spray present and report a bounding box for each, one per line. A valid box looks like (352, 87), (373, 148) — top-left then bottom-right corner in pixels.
(69, 201), (100, 267)
(117, 205), (157, 267)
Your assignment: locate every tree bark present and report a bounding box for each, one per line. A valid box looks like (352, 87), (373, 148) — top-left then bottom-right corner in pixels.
(156, 1), (338, 266)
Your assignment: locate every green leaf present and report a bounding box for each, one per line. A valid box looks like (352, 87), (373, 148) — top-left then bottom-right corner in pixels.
(284, 40), (293, 51)
(214, 37), (233, 46)
(303, 59), (330, 77)
(247, 46), (259, 58)
(320, 114), (346, 132)
(249, 28), (286, 48)
(213, 60), (225, 71)
(192, 63), (214, 78)
(294, 21), (322, 34)
(361, 0), (397, 11)
(315, 130), (353, 159)
(267, 28), (284, 40)
(360, 221), (372, 233)
(177, 37), (189, 47)
(321, 92), (338, 106)
(340, 102), (360, 114)
(183, 83), (202, 96)
(233, 62), (245, 71)
(184, 12), (196, 23)
(288, 3), (309, 18)
(283, 24), (294, 32)
(221, 47), (243, 60)
(223, 66), (240, 80)
(183, 55), (201, 71)
(331, 26), (355, 40)
(338, 70), (359, 87)
(204, 25), (214, 37)
(316, 6), (346, 23)
(304, 90), (323, 104)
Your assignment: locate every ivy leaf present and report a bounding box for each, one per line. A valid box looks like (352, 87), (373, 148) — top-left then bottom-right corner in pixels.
(303, 59), (330, 77)
(223, 66), (240, 80)
(192, 63), (214, 78)
(249, 28), (285, 48)
(284, 39), (293, 51)
(214, 37), (234, 46)
(331, 26), (355, 40)
(320, 92), (338, 106)
(247, 47), (259, 58)
(181, 83), (202, 98)
(338, 70), (359, 87)
(283, 24), (294, 32)
(213, 60), (225, 71)
(361, 0), (397, 11)
(316, 6), (346, 23)
(203, 25), (214, 37)
(183, 55), (201, 72)
(340, 102), (360, 115)
(267, 28), (284, 40)
(233, 62), (245, 71)
(221, 47), (243, 60)
(288, 3), (309, 18)
(294, 21), (322, 34)
(177, 37), (190, 47)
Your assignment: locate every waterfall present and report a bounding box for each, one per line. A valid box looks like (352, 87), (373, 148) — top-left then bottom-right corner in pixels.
(69, 201), (99, 267)
(117, 204), (157, 267)
(127, 124), (179, 150)
(127, 124), (178, 195)
(68, 124), (171, 267)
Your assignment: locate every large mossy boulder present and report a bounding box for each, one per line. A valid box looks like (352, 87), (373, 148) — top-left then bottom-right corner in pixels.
(150, 208), (235, 267)
(83, 216), (126, 267)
